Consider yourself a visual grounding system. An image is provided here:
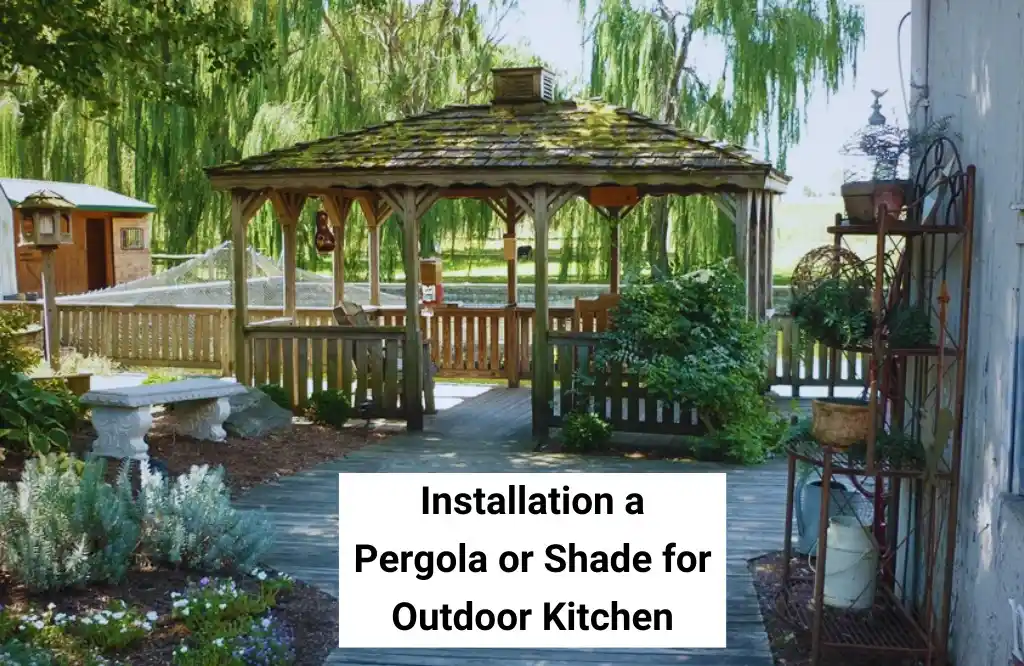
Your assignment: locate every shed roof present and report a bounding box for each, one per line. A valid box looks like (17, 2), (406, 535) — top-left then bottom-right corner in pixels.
(206, 100), (789, 193)
(0, 178), (156, 213)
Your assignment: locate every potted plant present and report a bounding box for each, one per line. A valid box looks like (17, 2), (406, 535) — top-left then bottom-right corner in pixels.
(790, 278), (873, 350)
(840, 115), (951, 224)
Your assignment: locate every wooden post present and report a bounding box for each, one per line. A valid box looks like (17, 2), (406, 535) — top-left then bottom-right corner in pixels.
(231, 189), (268, 385)
(41, 248), (59, 370)
(510, 186), (578, 438)
(359, 197), (391, 307)
(323, 191), (353, 306)
(219, 307), (232, 377)
(505, 197), (519, 305)
(380, 187), (438, 431)
(609, 218), (620, 294)
(269, 190), (308, 323)
(756, 191), (769, 319)
(765, 194), (775, 312)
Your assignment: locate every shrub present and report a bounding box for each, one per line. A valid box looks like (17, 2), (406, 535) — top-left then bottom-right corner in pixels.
(307, 389), (350, 429)
(137, 463), (273, 572)
(258, 384), (291, 411)
(0, 308), (41, 376)
(0, 373), (82, 457)
(0, 639), (57, 666)
(594, 261), (787, 464)
(562, 412), (612, 453)
(0, 456), (138, 591)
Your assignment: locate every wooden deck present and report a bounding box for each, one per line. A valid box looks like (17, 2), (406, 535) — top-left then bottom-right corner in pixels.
(236, 384), (789, 665)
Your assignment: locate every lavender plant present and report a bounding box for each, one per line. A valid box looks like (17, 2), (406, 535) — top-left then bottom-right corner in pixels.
(137, 464), (273, 573)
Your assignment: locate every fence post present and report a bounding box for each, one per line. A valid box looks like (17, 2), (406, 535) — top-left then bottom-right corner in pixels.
(220, 307), (232, 377)
(506, 306), (520, 388)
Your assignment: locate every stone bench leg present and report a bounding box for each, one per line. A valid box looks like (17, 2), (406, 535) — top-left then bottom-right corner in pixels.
(164, 397), (231, 442)
(90, 406), (152, 461)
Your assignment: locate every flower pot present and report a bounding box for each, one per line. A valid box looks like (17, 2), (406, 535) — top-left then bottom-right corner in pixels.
(811, 398), (870, 448)
(841, 180), (912, 224)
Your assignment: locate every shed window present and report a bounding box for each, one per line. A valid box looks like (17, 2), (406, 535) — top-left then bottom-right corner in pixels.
(120, 227), (145, 250)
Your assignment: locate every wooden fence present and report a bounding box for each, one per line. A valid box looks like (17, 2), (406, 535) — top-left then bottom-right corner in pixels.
(546, 331), (704, 435)
(0, 301), (868, 393)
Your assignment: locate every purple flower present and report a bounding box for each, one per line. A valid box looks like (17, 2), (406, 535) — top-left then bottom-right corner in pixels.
(199, 577), (210, 587)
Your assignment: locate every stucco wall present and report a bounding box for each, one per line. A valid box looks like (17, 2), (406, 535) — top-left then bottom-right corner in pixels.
(923, 1), (1024, 663)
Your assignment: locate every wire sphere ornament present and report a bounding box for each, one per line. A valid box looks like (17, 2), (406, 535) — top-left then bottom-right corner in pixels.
(791, 245), (872, 298)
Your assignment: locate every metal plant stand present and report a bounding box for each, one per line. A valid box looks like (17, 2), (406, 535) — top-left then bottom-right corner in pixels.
(777, 138), (975, 666)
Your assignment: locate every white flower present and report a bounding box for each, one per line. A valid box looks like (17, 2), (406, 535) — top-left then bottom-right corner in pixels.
(120, 627), (128, 633)
(179, 646), (189, 654)
(218, 604), (226, 610)
(181, 608), (190, 617)
(81, 617), (93, 625)
(170, 592), (180, 598)
(96, 616), (109, 626)
(172, 600), (188, 608)
(46, 603), (56, 611)
(112, 612), (125, 620)
(33, 620), (44, 630)
(146, 611), (158, 622)
(142, 622), (152, 631)
(213, 638), (224, 647)
(261, 617), (271, 628)
(256, 571), (267, 581)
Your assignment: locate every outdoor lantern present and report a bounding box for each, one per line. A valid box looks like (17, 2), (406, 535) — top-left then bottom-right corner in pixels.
(17, 190), (75, 247)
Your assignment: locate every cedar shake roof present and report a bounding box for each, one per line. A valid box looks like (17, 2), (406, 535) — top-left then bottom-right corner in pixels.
(206, 100), (789, 193)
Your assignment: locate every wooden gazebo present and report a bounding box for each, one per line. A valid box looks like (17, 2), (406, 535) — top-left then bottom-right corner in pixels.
(206, 67), (788, 435)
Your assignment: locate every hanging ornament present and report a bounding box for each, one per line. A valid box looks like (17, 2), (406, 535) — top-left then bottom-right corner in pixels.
(314, 209), (336, 254)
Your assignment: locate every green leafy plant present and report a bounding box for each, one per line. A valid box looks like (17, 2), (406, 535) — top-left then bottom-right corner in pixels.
(562, 411), (612, 453)
(593, 262), (787, 463)
(258, 384), (291, 411)
(137, 463), (273, 572)
(0, 308), (42, 375)
(790, 278), (873, 349)
(69, 601), (155, 652)
(885, 304), (933, 348)
(307, 389), (350, 429)
(0, 639), (58, 666)
(143, 371), (184, 385)
(0, 373), (82, 457)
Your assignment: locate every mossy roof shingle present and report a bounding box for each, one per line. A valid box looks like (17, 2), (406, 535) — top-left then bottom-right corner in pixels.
(207, 100), (787, 187)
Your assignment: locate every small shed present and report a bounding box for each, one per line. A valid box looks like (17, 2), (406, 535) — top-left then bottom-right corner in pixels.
(0, 179), (156, 297)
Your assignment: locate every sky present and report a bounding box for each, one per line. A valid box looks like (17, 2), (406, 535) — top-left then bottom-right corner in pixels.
(492, 0), (912, 197)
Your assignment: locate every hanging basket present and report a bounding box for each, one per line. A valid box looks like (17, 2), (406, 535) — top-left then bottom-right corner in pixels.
(314, 211), (336, 254)
(811, 398), (871, 449)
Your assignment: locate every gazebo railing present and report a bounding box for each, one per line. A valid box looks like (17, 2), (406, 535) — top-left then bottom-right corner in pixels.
(0, 301), (867, 394)
(243, 324), (413, 419)
(544, 331), (705, 435)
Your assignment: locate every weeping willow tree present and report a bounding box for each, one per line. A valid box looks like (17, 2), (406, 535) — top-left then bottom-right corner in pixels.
(0, 0), (530, 277)
(580, 0), (865, 276)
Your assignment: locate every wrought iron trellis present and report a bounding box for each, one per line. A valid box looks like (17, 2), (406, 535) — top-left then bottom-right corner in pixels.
(778, 137), (975, 666)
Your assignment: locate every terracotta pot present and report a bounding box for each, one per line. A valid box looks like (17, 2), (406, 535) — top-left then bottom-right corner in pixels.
(841, 180), (912, 224)
(811, 398), (871, 449)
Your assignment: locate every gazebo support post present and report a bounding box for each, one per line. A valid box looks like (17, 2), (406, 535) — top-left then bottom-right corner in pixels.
(323, 192), (354, 306)
(270, 190), (308, 322)
(764, 194), (776, 313)
(231, 188), (268, 385)
(485, 195), (526, 388)
(359, 198), (391, 307)
(380, 187), (438, 431)
(510, 186), (578, 439)
(590, 203), (638, 295)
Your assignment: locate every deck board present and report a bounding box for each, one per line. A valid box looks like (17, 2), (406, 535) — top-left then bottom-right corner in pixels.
(236, 384), (788, 665)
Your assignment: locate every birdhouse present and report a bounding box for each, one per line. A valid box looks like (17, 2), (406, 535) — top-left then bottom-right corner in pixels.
(17, 190), (74, 247)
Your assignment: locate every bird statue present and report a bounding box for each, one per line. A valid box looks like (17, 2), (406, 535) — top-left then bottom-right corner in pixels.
(869, 89), (887, 126)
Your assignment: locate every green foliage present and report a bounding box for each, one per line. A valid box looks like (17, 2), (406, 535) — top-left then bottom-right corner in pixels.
(68, 600), (152, 652)
(595, 261), (786, 463)
(790, 278), (873, 349)
(0, 639), (57, 666)
(137, 463), (273, 573)
(848, 430), (927, 470)
(562, 412), (612, 454)
(0, 308), (41, 375)
(0, 455), (138, 591)
(885, 304), (933, 348)
(0, 373), (82, 457)
(142, 371), (184, 385)
(307, 390), (350, 429)
(258, 384), (291, 411)
(0, 457), (273, 592)
(0, 0), (271, 134)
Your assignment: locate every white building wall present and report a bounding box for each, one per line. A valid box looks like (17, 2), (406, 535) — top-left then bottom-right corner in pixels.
(0, 184), (16, 295)
(920, 1), (1024, 664)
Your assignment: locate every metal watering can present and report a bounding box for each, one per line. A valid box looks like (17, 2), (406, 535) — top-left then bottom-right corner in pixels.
(794, 477), (861, 556)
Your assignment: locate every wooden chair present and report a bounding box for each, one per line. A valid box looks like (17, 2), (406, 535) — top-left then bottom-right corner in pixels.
(574, 293), (620, 332)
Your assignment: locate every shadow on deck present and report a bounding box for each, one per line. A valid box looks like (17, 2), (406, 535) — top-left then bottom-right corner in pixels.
(237, 383), (789, 666)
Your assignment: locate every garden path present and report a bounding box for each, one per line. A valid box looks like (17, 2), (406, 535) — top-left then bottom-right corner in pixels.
(236, 383), (789, 666)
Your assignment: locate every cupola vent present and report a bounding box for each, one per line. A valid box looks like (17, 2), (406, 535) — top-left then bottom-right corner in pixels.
(492, 67), (556, 104)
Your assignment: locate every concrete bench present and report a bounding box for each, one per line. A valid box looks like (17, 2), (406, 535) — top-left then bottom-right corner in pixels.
(81, 378), (247, 461)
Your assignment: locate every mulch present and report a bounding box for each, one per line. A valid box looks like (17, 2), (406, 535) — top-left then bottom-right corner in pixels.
(749, 551), (925, 666)
(0, 412), (402, 663)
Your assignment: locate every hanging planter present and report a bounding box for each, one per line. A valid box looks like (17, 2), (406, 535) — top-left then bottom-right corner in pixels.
(314, 210), (336, 254)
(810, 398), (871, 449)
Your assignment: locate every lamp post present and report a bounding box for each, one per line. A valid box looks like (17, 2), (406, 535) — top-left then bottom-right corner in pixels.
(17, 190), (75, 370)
